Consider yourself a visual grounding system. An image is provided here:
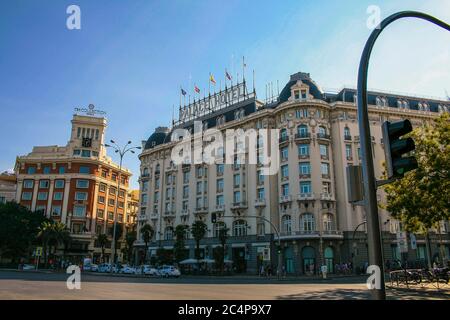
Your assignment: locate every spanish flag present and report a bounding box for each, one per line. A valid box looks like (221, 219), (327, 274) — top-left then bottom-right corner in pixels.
(209, 73), (216, 85)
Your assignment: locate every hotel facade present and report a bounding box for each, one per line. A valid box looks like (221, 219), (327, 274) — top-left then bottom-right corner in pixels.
(15, 113), (134, 264)
(136, 72), (450, 274)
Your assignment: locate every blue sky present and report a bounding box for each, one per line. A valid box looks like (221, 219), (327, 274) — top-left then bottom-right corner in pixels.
(1, 0), (449, 189)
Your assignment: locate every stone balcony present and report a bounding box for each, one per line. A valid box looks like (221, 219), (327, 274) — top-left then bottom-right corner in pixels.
(254, 198), (266, 207)
(279, 195), (292, 203)
(297, 193), (315, 201)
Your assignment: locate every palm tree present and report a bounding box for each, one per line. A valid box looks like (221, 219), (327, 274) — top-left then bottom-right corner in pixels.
(140, 224), (154, 265)
(37, 221), (70, 268)
(125, 230), (137, 264)
(191, 220), (208, 270)
(97, 234), (108, 263)
(174, 225), (189, 263)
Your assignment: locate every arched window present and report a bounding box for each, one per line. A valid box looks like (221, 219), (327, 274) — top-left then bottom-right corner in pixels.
(142, 167), (149, 176)
(300, 213), (315, 233)
(164, 226), (174, 240)
(282, 215), (292, 233)
(318, 126), (326, 135)
(323, 213), (334, 232)
(233, 220), (247, 237)
(213, 222), (226, 238)
(155, 164), (160, 173)
(344, 127), (350, 138)
(297, 125), (308, 137)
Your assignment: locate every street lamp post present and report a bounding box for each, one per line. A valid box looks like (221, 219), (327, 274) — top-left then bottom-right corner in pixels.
(357, 11), (450, 300)
(105, 140), (141, 273)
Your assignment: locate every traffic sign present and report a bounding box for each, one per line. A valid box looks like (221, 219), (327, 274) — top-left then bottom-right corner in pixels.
(35, 247), (43, 257)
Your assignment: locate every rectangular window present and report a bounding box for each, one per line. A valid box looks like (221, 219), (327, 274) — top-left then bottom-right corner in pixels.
(51, 206), (61, 216)
(108, 198), (115, 206)
(99, 183), (106, 192)
(300, 181), (312, 194)
(22, 192), (32, 201)
(183, 186), (189, 199)
(182, 201), (188, 210)
(109, 187), (117, 195)
(118, 190), (125, 198)
(196, 181), (203, 194)
(233, 174), (240, 187)
(281, 147), (288, 160)
(23, 180), (34, 189)
(154, 191), (159, 202)
(346, 144), (352, 159)
(216, 195), (224, 206)
(118, 201), (124, 209)
(257, 188), (265, 200)
(282, 184), (289, 196)
(108, 212), (114, 220)
(79, 166), (90, 174)
(319, 144), (328, 157)
(75, 192), (88, 201)
(257, 170), (264, 184)
(102, 170), (108, 178)
(43, 166), (51, 174)
(37, 192), (48, 201)
(298, 144), (309, 156)
(73, 205), (86, 217)
(216, 179), (224, 192)
(281, 165), (289, 179)
(183, 171), (190, 184)
(97, 209), (104, 219)
(233, 191), (241, 203)
(141, 194), (148, 205)
(27, 167), (36, 174)
(216, 164), (224, 175)
(73, 149), (81, 156)
(54, 180), (64, 189)
(142, 181), (149, 192)
(81, 150), (91, 157)
(294, 90), (300, 100)
(321, 163), (329, 176)
(155, 178), (160, 189)
(76, 179), (89, 188)
(299, 162), (311, 175)
(196, 197), (203, 208)
(98, 196), (105, 204)
(53, 192), (63, 201)
(39, 180), (49, 188)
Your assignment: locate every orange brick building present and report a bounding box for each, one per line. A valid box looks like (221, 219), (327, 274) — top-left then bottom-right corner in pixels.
(15, 114), (133, 264)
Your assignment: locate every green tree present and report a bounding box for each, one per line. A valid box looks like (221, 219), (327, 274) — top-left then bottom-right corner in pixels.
(213, 222), (229, 274)
(191, 220), (208, 264)
(173, 225), (189, 263)
(109, 223), (123, 263)
(0, 202), (48, 262)
(124, 230), (137, 263)
(140, 224), (154, 264)
(37, 221), (70, 267)
(383, 113), (450, 231)
(97, 234), (108, 263)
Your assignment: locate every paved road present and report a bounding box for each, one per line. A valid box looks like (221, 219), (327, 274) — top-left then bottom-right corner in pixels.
(0, 271), (448, 300)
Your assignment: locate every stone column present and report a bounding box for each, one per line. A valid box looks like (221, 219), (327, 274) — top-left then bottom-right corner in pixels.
(61, 178), (71, 225)
(46, 179), (55, 218)
(31, 179), (39, 211)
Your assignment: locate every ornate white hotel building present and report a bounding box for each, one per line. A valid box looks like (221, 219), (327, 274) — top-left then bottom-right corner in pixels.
(136, 72), (450, 274)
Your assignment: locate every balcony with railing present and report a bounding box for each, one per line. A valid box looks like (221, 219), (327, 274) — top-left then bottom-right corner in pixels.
(231, 201), (248, 210)
(150, 212), (159, 220)
(295, 132), (311, 140)
(297, 193), (315, 201)
(279, 195), (292, 203)
(278, 135), (289, 145)
(214, 204), (225, 212)
(320, 192), (334, 201)
(137, 214), (147, 222)
(344, 135), (352, 141)
(194, 206), (208, 214)
(254, 198), (266, 207)
(322, 230), (344, 238)
(181, 208), (189, 216)
(316, 133), (331, 141)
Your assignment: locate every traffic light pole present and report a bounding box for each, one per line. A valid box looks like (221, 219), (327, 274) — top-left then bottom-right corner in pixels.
(357, 11), (450, 300)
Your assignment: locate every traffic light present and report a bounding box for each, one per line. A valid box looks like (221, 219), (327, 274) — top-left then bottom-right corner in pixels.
(211, 212), (217, 224)
(382, 119), (418, 178)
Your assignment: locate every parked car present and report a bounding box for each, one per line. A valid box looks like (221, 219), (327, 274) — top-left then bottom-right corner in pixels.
(158, 265), (181, 278)
(22, 264), (35, 270)
(135, 265), (159, 276)
(83, 264), (98, 272)
(119, 265), (136, 274)
(98, 263), (114, 273)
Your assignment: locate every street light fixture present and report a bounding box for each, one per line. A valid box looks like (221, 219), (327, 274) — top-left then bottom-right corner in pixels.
(104, 140), (141, 273)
